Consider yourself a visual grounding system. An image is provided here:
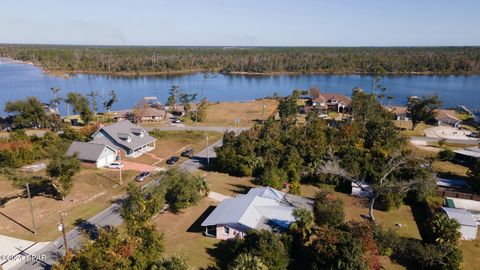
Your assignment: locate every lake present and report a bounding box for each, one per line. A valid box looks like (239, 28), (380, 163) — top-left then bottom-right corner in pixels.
(0, 62), (479, 116)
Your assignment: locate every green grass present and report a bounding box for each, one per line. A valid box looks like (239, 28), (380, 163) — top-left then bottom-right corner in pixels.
(149, 130), (223, 143)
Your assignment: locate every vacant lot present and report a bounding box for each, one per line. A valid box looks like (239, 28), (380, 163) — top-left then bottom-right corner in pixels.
(202, 171), (256, 196)
(201, 99), (278, 126)
(152, 198), (220, 269)
(0, 169), (136, 241)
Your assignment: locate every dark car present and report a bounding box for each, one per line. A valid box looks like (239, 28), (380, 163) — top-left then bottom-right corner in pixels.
(166, 156), (180, 165)
(181, 148), (194, 157)
(135, 171), (151, 182)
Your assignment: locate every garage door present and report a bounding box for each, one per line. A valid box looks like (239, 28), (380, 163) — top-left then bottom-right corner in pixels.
(96, 154), (115, 168)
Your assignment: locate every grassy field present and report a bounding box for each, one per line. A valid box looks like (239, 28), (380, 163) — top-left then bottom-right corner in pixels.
(151, 198), (221, 269)
(432, 161), (470, 177)
(0, 169), (137, 241)
(200, 99), (278, 127)
(397, 122), (432, 137)
(203, 171), (256, 196)
(460, 238), (480, 270)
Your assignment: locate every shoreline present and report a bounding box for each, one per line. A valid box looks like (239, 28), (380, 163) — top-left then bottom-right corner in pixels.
(2, 57), (479, 78)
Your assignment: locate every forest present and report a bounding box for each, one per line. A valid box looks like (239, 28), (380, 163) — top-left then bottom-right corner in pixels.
(1, 45), (480, 75)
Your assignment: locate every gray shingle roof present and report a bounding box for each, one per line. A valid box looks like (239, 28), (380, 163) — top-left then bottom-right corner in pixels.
(67, 141), (116, 162)
(92, 120), (156, 151)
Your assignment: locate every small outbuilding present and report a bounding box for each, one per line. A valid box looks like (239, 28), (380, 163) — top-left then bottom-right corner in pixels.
(441, 207), (478, 240)
(67, 141), (117, 168)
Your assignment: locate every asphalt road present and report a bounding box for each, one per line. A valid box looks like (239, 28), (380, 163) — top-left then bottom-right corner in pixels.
(410, 136), (480, 145)
(11, 134), (230, 270)
(144, 124), (248, 134)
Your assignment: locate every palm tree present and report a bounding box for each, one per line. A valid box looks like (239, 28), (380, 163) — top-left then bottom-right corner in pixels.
(387, 95), (394, 106)
(49, 86), (62, 113)
(87, 91), (99, 115)
(230, 253), (268, 270)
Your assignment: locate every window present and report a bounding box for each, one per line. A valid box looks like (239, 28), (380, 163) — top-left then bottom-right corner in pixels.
(223, 226), (230, 235)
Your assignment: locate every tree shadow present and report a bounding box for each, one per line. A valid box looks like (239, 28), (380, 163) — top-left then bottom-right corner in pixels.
(187, 205), (216, 233)
(74, 218), (99, 240)
(228, 183), (251, 195)
(409, 203), (432, 241)
(205, 240), (237, 270)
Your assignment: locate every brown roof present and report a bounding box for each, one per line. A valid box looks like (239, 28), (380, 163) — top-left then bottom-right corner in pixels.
(435, 109), (460, 122)
(386, 106), (408, 116)
(321, 93), (352, 106)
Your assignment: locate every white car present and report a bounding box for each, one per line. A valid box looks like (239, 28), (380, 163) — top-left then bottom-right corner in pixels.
(172, 119), (181, 123)
(107, 162), (123, 169)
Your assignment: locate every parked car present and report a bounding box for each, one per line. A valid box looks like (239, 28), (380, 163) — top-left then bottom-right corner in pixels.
(135, 171), (151, 182)
(166, 156), (180, 165)
(172, 118), (181, 123)
(467, 132), (478, 138)
(181, 148), (194, 157)
(107, 162), (123, 169)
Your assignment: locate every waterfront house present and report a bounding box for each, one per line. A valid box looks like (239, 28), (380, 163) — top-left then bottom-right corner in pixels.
(67, 141), (117, 168)
(112, 108), (166, 123)
(454, 146), (480, 164)
(435, 109), (461, 127)
(306, 93), (351, 115)
(384, 106), (409, 121)
(201, 187), (312, 239)
(90, 120), (156, 158)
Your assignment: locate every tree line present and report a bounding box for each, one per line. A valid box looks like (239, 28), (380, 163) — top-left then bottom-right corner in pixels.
(1, 45), (480, 74)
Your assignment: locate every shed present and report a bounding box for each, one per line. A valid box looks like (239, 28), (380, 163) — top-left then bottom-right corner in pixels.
(441, 207), (478, 240)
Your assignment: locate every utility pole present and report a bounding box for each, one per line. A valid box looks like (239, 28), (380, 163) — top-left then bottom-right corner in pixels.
(26, 183), (36, 234)
(118, 154), (123, 185)
(205, 133), (210, 166)
(58, 212), (68, 255)
(262, 103), (266, 123)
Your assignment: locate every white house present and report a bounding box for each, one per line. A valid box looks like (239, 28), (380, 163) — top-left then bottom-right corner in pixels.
(67, 141), (117, 168)
(201, 187), (312, 239)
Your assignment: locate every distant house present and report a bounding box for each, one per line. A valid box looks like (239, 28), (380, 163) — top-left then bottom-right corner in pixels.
(351, 182), (372, 197)
(306, 93), (351, 115)
(112, 108), (166, 122)
(441, 207), (478, 240)
(67, 141), (117, 168)
(453, 146), (480, 164)
(473, 112), (480, 125)
(201, 187), (312, 239)
(91, 120), (156, 158)
(384, 106), (409, 121)
(435, 109), (461, 127)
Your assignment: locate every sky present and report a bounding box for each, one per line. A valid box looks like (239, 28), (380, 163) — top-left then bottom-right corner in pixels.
(1, 0), (479, 46)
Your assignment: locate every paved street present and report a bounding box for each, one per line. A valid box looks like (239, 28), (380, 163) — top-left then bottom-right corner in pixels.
(10, 132), (232, 269)
(410, 136), (480, 145)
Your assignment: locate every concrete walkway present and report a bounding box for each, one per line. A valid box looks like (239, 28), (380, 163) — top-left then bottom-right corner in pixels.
(208, 192), (231, 202)
(0, 235), (49, 270)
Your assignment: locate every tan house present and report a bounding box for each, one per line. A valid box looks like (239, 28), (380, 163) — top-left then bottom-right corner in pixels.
(306, 93), (351, 115)
(112, 108), (166, 123)
(435, 109), (461, 127)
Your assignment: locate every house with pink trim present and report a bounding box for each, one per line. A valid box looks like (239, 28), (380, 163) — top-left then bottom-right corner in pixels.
(201, 187), (312, 239)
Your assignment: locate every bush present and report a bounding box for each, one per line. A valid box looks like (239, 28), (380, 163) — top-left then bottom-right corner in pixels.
(257, 167), (285, 190)
(161, 169), (209, 210)
(438, 149), (455, 161)
(313, 190), (344, 227)
(376, 192), (403, 211)
(373, 225), (399, 257)
(425, 213), (461, 245)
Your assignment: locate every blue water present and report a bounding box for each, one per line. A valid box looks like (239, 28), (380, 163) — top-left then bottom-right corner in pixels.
(0, 63), (479, 115)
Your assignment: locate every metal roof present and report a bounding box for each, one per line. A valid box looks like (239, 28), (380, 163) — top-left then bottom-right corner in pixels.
(201, 187), (307, 230)
(67, 141), (116, 162)
(454, 147), (480, 158)
(441, 207), (477, 227)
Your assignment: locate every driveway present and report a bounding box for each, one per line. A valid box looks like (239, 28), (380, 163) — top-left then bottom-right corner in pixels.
(424, 126), (477, 140)
(120, 161), (156, 172)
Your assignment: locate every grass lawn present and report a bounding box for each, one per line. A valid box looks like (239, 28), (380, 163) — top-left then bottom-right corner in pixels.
(0, 168), (137, 241)
(432, 161), (469, 177)
(202, 171), (256, 196)
(151, 198), (221, 269)
(398, 122), (432, 137)
(460, 238), (480, 269)
(199, 99), (278, 127)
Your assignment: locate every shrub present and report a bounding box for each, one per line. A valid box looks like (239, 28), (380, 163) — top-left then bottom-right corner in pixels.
(373, 225), (399, 256)
(426, 213), (461, 245)
(437, 149), (455, 161)
(313, 190), (344, 227)
(377, 191), (403, 211)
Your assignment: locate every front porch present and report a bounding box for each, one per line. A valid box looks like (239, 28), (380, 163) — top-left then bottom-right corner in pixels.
(126, 141), (156, 158)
